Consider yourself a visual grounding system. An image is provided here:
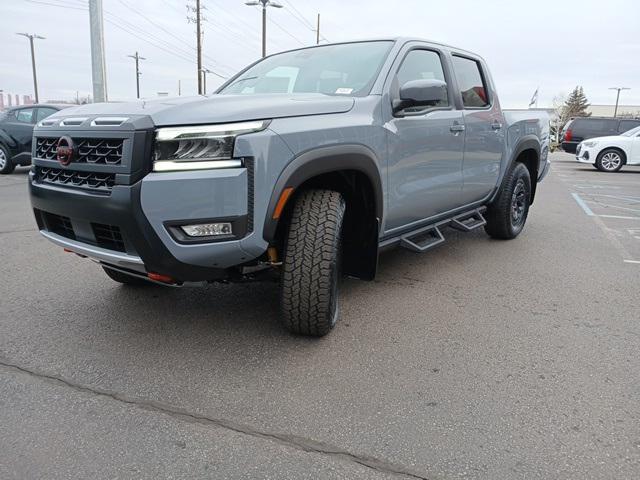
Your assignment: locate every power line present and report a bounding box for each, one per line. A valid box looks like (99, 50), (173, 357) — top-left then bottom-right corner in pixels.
(21, 0), (232, 79)
(280, 0), (314, 30)
(250, 5), (305, 47)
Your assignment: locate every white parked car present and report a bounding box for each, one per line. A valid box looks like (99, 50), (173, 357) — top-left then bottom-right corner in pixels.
(576, 125), (640, 172)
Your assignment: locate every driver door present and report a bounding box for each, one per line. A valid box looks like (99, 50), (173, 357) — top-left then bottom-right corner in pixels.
(384, 47), (465, 233)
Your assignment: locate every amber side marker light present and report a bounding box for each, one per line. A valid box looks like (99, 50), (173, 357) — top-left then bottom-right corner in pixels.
(273, 187), (294, 219)
(147, 272), (175, 284)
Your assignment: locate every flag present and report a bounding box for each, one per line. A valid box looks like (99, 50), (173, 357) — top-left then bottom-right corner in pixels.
(529, 88), (539, 108)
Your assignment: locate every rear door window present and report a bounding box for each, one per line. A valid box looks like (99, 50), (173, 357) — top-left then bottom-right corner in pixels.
(15, 108), (35, 123)
(618, 119), (640, 133)
(452, 56), (489, 108)
(573, 118), (617, 136)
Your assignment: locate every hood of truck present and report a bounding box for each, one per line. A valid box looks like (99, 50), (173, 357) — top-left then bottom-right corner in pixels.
(48, 94), (355, 126)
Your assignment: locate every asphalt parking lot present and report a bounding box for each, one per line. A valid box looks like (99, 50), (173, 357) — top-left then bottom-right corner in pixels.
(1, 151), (639, 479)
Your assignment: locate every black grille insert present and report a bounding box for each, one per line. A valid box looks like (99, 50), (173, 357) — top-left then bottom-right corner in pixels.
(36, 166), (115, 193)
(44, 212), (75, 240)
(92, 223), (126, 252)
(36, 137), (124, 165)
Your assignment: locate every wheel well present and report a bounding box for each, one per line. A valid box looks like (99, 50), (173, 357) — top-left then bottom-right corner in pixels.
(515, 148), (539, 203)
(598, 147), (627, 164)
(274, 169), (379, 280)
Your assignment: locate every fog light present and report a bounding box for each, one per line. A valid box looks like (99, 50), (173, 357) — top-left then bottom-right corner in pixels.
(180, 222), (232, 237)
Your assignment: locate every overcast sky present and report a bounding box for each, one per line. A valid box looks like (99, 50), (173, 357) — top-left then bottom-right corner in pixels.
(1, 0), (639, 108)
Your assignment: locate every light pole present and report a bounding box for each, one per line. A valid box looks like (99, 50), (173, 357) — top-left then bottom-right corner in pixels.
(609, 87), (630, 118)
(16, 33), (45, 103)
(245, 0), (282, 58)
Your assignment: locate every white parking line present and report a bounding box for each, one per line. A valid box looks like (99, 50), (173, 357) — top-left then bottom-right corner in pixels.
(623, 260), (640, 265)
(598, 214), (640, 220)
(571, 193), (594, 216)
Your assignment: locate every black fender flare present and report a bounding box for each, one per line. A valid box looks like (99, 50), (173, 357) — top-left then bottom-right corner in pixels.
(512, 135), (541, 165)
(262, 144), (384, 242)
(490, 135), (541, 204)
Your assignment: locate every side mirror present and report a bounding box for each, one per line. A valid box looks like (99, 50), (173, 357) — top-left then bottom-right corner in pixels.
(394, 79), (448, 113)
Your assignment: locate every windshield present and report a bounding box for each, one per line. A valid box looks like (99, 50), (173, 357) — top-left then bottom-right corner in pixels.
(621, 125), (640, 136)
(219, 41), (393, 97)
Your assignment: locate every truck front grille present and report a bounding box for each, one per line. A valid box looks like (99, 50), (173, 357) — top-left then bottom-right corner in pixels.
(36, 137), (124, 165)
(36, 166), (115, 193)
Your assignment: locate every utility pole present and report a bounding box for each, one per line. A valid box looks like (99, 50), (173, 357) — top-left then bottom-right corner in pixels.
(127, 51), (146, 99)
(178, 80), (181, 96)
(89, 0), (108, 102)
(608, 87), (630, 118)
(245, 0), (283, 58)
(187, 0), (206, 94)
(16, 33), (44, 103)
(196, 0), (202, 94)
(316, 14), (320, 45)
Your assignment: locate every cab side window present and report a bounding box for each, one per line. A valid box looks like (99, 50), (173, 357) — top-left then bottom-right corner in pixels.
(452, 56), (489, 108)
(396, 49), (449, 111)
(15, 108), (35, 124)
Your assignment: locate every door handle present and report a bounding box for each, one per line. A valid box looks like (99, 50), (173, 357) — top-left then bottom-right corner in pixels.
(491, 121), (503, 130)
(450, 124), (465, 133)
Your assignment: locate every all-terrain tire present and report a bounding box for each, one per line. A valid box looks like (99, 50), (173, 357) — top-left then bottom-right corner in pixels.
(102, 266), (150, 286)
(280, 189), (345, 337)
(595, 148), (624, 172)
(484, 162), (531, 240)
(0, 144), (15, 174)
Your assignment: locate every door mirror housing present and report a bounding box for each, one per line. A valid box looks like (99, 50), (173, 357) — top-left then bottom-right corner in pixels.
(394, 79), (448, 113)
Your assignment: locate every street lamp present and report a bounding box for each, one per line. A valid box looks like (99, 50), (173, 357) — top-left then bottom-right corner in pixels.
(16, 33), (45, 103)
(245, 0), (283, 58)
(608, 87), (630, 118)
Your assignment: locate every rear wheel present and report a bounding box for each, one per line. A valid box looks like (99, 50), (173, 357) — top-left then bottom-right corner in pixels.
(280, 189), (345, 337)
(102, 266), (150, 286)
(0, 145), (15, 174)
(484, 162), (531, 240)
(595, 149), (624, 172)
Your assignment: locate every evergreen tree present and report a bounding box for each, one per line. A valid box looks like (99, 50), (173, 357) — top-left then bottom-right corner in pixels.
(563, 86), (591, 119)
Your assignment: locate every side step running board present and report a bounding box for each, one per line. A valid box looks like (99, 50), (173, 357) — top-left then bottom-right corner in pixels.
(380, 207), (487, 254)
(400, 225), (444, 253)
(450, 209), (486, 232)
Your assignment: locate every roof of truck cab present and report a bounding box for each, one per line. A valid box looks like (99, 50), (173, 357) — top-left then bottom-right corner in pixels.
(266, 37), (483, 61)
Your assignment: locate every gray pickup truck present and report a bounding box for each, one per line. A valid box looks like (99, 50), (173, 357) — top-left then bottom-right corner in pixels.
(29, 38), (549, 336)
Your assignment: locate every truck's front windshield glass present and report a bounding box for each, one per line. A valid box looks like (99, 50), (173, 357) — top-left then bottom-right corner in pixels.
(219, 41), (393, 97)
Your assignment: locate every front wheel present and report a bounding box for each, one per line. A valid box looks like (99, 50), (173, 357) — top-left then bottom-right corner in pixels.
(0, 145), (15, 174)
(280, 189), (345, 337)
(595, 149), (624, 172)
(484, 162), (532, 240)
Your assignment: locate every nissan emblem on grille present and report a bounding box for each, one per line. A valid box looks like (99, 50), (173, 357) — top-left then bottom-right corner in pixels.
(56, 136), (75, 166)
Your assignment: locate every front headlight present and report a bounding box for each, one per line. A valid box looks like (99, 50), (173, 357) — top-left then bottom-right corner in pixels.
(583, 140), (598, 148)
(153, 120), (270, 172)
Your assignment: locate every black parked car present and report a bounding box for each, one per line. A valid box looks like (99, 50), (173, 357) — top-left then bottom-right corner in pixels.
(561, 116), (640, 153)
(0, 104), (71, 174)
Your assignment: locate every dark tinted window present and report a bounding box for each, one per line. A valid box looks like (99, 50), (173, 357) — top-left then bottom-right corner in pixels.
(618, 119), (640, 133)
(15, 108), (34, 123)
(572, 118), (617, 134)
(452, 56), (489, 108)
(396, 49), (448, 109)
(36, 107), (58, 122)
